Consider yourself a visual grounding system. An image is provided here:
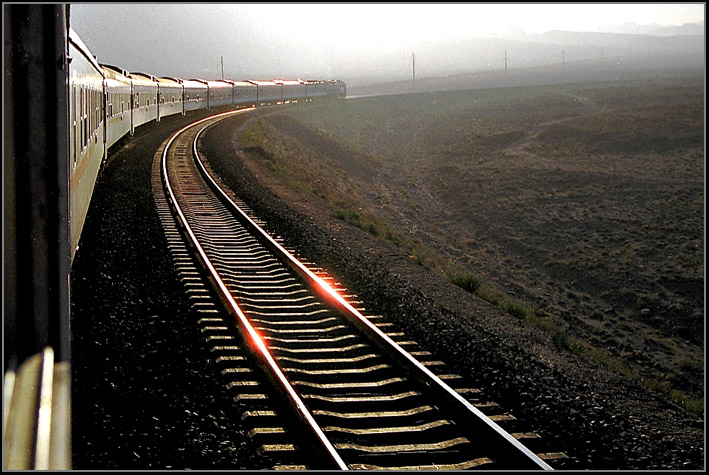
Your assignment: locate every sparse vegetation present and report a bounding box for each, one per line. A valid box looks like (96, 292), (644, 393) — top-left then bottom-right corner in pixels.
(447, 268), (483, 293)
(237, 73), (704, 409)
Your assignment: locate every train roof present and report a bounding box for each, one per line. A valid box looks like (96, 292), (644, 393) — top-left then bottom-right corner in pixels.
(100, 64), (129, 78)
(68, 28), (103, 75)
(128, 72), (156, 81)
(207, 80), (233, 88)
(246, 80), (278, 86)
(155, 76), (182, 86)
(159, 76), (183, 83)
(274, 79), (301, 86)
(181, 78), (208, 88)
(125, 72), (158, 87)
(100, 64), (131, 86)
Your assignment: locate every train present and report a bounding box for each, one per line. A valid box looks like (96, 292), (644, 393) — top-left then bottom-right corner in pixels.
(68, 27), (346, 262)
(3, 4), (344, 469)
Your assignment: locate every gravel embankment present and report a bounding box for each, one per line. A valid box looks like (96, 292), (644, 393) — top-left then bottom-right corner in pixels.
(199, 112), (704, 471)
(70, 107), (704, 471)
(70, 111), (270, 470)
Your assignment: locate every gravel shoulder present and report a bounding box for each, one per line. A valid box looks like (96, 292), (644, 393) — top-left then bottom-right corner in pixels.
(69, 104), (704, 470)
(70, 111), (273, 470)
(199, 110), (704, 470)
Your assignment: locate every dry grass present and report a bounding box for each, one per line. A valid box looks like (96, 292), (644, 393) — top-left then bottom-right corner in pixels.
(238, 71), (704, 412)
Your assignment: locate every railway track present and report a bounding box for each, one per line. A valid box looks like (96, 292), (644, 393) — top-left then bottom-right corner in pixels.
(152, 109), (559, 470)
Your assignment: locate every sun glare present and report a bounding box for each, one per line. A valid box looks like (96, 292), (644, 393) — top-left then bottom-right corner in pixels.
(238, 3), (704, 50)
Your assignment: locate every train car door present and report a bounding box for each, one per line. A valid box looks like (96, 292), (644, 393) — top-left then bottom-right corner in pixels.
(102, 84), (108, 164)
(129, 81), (135, 135)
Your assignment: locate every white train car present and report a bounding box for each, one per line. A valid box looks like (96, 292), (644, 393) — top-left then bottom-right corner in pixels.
(127, 72), (158, 132)
(68, 28), (106, 259)
(207, 80), (234, 109)
(326, 79), (346, 98)
(157, 76), (184, 120)
(182, 78), (208, 112)
(234, 81), (258, 107)
(101, 64), (131, 150)
(335, 80), (347, 97)
(303, 80), (328, 100)
(278, 79), (306, 102)
(248, 80), (282, 106)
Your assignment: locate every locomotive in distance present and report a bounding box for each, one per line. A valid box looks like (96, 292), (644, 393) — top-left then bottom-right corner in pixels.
(69, 27), (346, 262)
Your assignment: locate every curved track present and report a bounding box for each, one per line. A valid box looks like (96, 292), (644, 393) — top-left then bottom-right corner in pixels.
(156, 109), (556, 470)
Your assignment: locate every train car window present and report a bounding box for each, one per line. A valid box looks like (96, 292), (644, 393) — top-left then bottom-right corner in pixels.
(88, 88), (91, 139)
(85, 88), (89, 146)
(72, 85), (77, 167)
(95, 89), (99, 132)
(90, 89), (94, 132)
(82, 87), (86, 149)
(80, 87), (84, 150)
(79, 87), (82, 150)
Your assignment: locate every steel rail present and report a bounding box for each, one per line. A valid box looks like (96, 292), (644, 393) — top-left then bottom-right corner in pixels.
(193, 114), (554, 470)
(160, 108), (348, 471)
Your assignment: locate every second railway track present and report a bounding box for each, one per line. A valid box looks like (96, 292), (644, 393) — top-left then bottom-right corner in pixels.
(152, 108), (558, 470)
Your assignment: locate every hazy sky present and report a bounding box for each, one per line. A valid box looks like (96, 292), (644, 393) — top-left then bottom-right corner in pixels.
(69, 3), (704, 83)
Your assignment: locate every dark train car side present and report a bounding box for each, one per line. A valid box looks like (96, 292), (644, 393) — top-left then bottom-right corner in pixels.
(4, 6), (346, 468)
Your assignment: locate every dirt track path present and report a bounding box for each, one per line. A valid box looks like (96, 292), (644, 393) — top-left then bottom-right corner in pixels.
(505, 93), (609, 155)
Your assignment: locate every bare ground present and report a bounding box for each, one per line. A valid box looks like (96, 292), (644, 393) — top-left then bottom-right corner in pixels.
(198, 73), (704, 469)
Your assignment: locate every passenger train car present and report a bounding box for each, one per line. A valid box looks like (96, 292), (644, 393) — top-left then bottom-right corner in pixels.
(3, 5), (344, 469)
(67, 27), (346, 262)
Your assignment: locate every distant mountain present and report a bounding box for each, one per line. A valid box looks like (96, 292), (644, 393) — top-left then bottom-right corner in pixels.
(647, 21), (705, 37)
(342, 25), (704, 89)
(599, 21), (704, 36)
(520, 28), (704, 58)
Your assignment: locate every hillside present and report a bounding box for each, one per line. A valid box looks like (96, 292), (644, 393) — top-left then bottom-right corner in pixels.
(198, 70), (704, 469)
